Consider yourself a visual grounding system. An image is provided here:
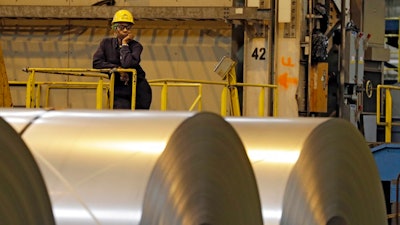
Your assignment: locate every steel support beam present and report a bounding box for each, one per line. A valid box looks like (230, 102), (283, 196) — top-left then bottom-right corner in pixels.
(0, 6), (271, 21)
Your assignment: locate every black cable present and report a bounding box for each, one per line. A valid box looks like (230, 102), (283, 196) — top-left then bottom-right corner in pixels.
(92, 0), (115, 6)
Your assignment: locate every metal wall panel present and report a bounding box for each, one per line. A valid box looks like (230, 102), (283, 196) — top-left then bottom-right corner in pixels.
(363, 0), (386, 45)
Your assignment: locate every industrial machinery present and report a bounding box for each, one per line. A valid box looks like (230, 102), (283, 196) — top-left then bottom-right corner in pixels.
(294, 1), (399, 222)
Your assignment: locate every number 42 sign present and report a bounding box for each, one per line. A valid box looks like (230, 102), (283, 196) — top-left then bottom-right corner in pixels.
(251, 47), (267, 60)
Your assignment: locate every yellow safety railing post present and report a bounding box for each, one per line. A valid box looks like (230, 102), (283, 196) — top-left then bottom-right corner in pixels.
(25, 70), (36, 108)
(198, 85), (202, 111)
(96, 78), (103, 110)
(45, 85), (50, 108)
(272, 86), (278, 117)
(375, 84), (400, 143)
(214, 56), (241, 116)
(130, 69), (137, 110)
(35, 84), (41, 108)
(377, 85), (381, 126)
(394, 17), (400, 82)
(385, 88), (393, 142)
(398, 18), (400, 82)
(220, 87), (228, 116)
(258, 87), (265, 116)
(109, 72), (115, 109)
(105, 86), (110, 109)
(225, 65), (241, 116)
(229, 86), (241, 116)
(161, 82), (168, 111)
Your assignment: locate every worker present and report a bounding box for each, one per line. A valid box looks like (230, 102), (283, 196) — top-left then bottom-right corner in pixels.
(93, 9), (152, 109)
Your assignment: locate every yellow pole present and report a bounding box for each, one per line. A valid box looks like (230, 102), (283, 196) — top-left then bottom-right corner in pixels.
(131, 70), (137, 110)
(229, 87), (241, 116)
(45, 86), (50, 108)
(96, 78), (103, 110)
(226, 63), (241, 116)
(161, 82), (168, 111)
(35, 84), (41, 108)
(258, 87), (265, 116)
(198, 85), (202, 111)
(25, 70), (36, 108)
(0, 43), (12, 107)
(398, 18), (400, 82)
(385, 88), (392, 142)
(273, 87), (278, 117)
(220, 87), (228, 116)
(377, 85), (381, 125)
(109, 72), (115, 109)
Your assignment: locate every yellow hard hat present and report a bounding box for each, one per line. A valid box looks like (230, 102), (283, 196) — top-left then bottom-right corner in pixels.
(112, 9), (134, 24)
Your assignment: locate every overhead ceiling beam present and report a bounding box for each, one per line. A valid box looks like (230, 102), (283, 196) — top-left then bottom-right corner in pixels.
(0, 6), (272, 21)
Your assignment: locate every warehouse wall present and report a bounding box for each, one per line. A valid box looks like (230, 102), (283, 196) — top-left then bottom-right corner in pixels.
(0, 0), (234, 112)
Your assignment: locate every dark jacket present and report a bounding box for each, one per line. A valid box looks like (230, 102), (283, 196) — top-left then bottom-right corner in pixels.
(93, 37), (145, 78)
(93, 37), (151, 109)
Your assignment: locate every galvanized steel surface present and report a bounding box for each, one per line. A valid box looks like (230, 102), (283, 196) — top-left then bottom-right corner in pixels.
(0, 109), (388, 225)
(0, 115), (55, 225)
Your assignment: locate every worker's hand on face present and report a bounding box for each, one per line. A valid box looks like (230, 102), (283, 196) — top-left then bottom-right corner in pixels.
(122, 33), (134, 45)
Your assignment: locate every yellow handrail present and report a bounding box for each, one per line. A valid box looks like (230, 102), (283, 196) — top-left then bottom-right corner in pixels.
(12, 68), (277, 116)
(21, 67), (136, 110)
(235, 82), (279, 117)
(376, 84), (400, 142)
(8, 81), (111, 108)
(149, 81), (203, 111)
(148, 78), (278, 117)
(43, 83), (111, 108)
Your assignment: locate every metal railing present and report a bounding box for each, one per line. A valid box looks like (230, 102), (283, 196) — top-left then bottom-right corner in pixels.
(148, 78), (278, 117)
(236, 82), (278, 117)
(376, 84), (400, 142)
(148, 80), (203, 112)
(8, 80), (111, 109)
(10, 67), (278, 117)
(42, 83), (110, 109)
(20, 67), (137, 110)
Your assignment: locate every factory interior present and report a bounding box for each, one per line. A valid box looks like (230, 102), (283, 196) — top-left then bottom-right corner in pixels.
(0, 0), (400, 224)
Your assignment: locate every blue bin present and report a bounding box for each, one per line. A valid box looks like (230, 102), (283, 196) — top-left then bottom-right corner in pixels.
(371, 143), (400, 203)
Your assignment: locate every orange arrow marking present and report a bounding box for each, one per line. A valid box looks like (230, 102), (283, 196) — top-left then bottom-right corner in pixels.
(278, 72), (298, 89)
